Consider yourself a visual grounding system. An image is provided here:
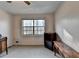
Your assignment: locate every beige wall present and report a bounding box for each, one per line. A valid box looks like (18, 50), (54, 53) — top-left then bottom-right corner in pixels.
(13, 14), (54, 45)
(55, 2), (79, 52)
(0, 9), (13, 47)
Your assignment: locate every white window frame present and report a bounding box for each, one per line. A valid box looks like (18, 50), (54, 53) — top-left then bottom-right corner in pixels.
(22, 19), (45, 36)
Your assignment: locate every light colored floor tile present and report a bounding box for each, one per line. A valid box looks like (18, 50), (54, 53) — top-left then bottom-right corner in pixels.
(0, 45), (62, 58)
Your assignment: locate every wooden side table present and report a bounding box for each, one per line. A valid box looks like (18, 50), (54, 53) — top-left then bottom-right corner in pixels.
(0, 37), (8, 54)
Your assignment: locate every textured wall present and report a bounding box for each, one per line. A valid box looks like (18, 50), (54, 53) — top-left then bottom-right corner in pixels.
(13, 14), (54, 45)
(55, 2), (79, 52)
(0, 9), (13, 47)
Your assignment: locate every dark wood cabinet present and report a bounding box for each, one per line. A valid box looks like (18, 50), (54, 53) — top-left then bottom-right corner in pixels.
(44, 33), (56, 50)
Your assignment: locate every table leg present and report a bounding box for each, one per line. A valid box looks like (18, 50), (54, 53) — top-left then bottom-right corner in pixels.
(5, 38), (8, 54)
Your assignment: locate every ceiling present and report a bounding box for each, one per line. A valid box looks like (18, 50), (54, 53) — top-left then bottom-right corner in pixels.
(0, 1), (63, 14)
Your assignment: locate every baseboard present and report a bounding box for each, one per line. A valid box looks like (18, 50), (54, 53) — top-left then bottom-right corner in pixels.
(8, 45), (14, 48)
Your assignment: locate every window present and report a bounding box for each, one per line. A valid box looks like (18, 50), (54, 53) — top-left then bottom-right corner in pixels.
(22, 20), (45, 35)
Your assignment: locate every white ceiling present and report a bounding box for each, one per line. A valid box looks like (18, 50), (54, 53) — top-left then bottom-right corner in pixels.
(0, 1), (63, 14)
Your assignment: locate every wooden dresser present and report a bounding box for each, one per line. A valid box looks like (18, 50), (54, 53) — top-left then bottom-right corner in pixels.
(0, 37), (8, 54)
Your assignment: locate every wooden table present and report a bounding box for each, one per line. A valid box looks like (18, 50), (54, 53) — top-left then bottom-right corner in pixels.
(0, 37), (8, 54)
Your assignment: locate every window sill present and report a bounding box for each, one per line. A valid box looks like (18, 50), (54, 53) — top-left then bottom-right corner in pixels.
(22, 34), (44, 37)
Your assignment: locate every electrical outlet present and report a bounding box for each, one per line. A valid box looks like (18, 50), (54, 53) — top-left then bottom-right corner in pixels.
(16, 41), (19, 43)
